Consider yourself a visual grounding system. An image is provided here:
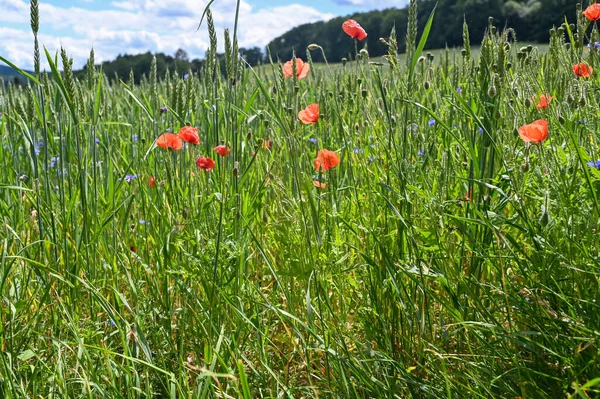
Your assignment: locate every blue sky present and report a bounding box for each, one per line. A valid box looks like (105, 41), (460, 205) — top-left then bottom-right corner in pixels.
(0, 0), (407, 70)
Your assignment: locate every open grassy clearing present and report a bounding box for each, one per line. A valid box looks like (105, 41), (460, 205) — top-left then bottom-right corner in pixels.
(0, 3), (599, 399)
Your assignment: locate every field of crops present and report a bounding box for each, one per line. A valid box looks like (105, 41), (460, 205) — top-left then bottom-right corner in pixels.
(1, 1), (600, 398)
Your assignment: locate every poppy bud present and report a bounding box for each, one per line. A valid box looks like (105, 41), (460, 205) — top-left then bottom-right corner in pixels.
(521, 163), (529, 172)
(424, 81), (431, 90)
(307, 44), (320, 51)
(379, 38), (388, 45)
(427, 53), (434, 61)
(526, 45), (533, 53)
(357, 78), (362, 84)
(488, 16), (494, 24)
(580, 96), (587, 107)
(524, 56), (531, 65)
(491, 26), (497, 34)
(342, 58), (347, 66)
(524, 98), (532, 107)
(506, 62), (512, 70)
(566, 94), (575, 105)
(461, 161), (468, 168)
(565, 43), (571, 51)
(549, 28), (556, 37)
(355, 123), (360, 131)
(557, 27), (564, 35)
(461, 49), (468, 57)
(294, 85), (300, 93)
(488, 86), (497, 98)
(272, 86), (277, 94)
(418, 56), (426, 63)
(246, 130), (252, 141)
(494, 110), (501, 120)
(504, 42), (511, 51)
(361, 89), (368, 98)
(558, 115), (565, 124)
(360, 49), (369, 58)
(569, 24), (575, 31)
(233, 161), (239, 177)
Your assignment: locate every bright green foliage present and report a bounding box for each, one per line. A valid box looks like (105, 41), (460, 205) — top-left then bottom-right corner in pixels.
(0, 4), (599, 399)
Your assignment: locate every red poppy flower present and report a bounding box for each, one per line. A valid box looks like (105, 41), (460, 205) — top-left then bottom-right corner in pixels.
(342, 19), (368, 41)
(156, 133), (183, 150)
(313, 181), (326, 189)
(283, 58), (310, 79)
(178, 126), (200, 145)
(534, 94), (553, 110)
(519, 120), (548, 144)
(148, 176), (156, 188)
(573, 63), (593, 78)
(299, 104), (320, 124)
(262, 139), (272, 150)
(196, 156), (215, 171)
(583, 3), (600, 21)
(313, 149), (340, 171)
(214, 145), (231, 157)
(130, 246), (137, 253)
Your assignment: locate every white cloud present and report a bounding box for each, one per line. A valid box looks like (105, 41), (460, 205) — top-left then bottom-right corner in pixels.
(332, 0), (408, 10)
(0, 0), (333, 70)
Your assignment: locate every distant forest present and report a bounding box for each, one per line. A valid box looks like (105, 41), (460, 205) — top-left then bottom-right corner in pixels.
(267, 0), (576, 62)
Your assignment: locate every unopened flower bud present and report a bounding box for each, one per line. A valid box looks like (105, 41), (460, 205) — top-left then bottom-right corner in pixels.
(233, 161), (239, 177)
(342, 58), (347, 66)
(424, 81), (431, 90)
(524, 98), (532, 107)
(521, 163), (529, 172)
(488, 86), (497, 98)
(307, 44), (320, 51)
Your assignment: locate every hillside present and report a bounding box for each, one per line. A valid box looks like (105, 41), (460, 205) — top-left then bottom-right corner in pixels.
(266, 0), (575, 62)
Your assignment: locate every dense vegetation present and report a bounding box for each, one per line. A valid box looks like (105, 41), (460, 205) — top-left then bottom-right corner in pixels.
(1, 0), (600, 398)
(267, 0), (576, 62)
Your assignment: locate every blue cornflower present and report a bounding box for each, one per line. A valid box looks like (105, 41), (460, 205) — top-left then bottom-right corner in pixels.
(428, 119), (436, 127)
(132, 134), (139, 143)
(308, 137), (317, 144)
(50, 157), (59, 168)
(106, 319), (116, 327)
(587, 160), (600, 169)
(455, 88), (462, 94)
(160, 106), (167, 114)
(34, 143), (40, 156)
(95, 137), (100, 144)
(353, 148), (363, 154)
(478, 128), (484, 134)
(184, 74), (190, 79)
(124, 174), (138, 183)
(38, 141), (44, 148)
(139, 219), (146, 225)
(418, 149), (424, 156)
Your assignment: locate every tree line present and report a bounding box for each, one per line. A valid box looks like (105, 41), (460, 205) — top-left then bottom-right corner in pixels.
(266, 0), (576, 63)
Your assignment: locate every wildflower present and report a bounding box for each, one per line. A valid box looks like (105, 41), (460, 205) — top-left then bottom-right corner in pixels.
(298, 104), (320, 124)
(159, 106), (167, 114)
(534, 94), (553, 110)
(178, 126), (200, 145)
(587, 160), (600, 169)
(478, 128), (484, 134)
(214, 145), (231, 157)
(124, 174), (138, 183)
(583, 3), (600, 21)
(196, 156), (215, 171)
(132, 134), (139, 143)
(34, 143), (41, 156)
(184, 73), (190, 79)
(148, 176), (156, 188)
(38, 141), (44, 148)
(106, 319), (116, 328)
(353, 148), (363, 154)
(342, 19), (368, 41)
(262, 139), (272, 150)
(573, 63), (593, 78)
(50, 157), (59, 168)
(428, 119), (436, 127)
(17, 173), (28, 182)
(518, 120), (548, 144)
(308, 137), (317, 144)
(156, 133), (182, 150)
(313, 149), (340, 171)
(313, 181), (327, 189)
(418, 149), (424, 156)
(139, 219), (146, 225)
(283, 58), (310, 79)
(455, 88), (463, 94)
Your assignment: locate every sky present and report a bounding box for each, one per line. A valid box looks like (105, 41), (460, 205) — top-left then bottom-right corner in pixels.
(0, 0), (407, 71)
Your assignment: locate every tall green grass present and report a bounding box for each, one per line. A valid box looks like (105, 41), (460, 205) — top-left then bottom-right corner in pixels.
(0, 2), (599, 398)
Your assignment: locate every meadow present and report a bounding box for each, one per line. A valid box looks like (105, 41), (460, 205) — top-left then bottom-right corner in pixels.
(0, 1), (600, 398)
